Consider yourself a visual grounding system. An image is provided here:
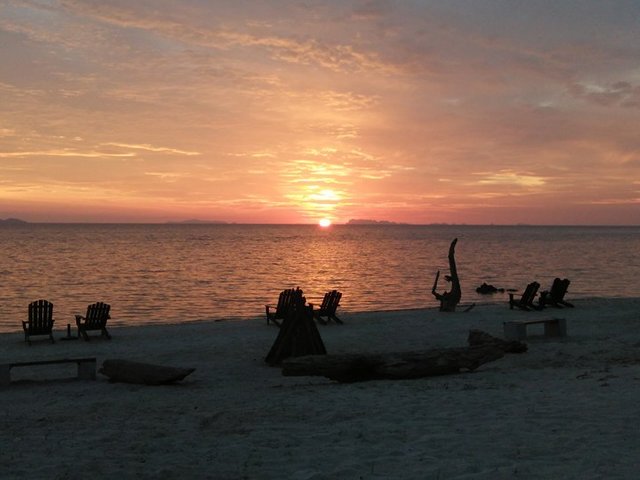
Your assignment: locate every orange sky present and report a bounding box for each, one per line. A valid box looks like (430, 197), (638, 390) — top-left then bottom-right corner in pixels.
(1, 1), (639, 225)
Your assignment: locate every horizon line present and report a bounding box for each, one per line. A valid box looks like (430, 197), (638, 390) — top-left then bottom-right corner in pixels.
(1, 220), (638, 227)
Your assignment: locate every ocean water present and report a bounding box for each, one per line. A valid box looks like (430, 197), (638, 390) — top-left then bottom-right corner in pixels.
(0, 224), (638, 333)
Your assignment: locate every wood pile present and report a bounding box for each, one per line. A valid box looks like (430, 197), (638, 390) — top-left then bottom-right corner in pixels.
(265, 289), (327, 366)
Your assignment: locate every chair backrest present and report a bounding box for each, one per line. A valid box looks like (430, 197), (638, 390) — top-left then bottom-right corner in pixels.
(290, 288), (307, 313)
(550, 278), (570, 300)
(320, 290), (341, 313)
(27, 299), (54, 333)
(521, 282), (540, 304)
(275, 289), (294, 314)
(85, 302), (111, 327)
(276, 288), (303, 315)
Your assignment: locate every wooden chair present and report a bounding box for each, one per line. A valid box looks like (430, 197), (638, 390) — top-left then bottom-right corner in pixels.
(266, 288), (300, 327)
(539, 278), (574, 308)
(76, 302), (112, 341)
(22, 299), (55, 345)
(312, 290), (343, 325)
(508, 282), (541, 311)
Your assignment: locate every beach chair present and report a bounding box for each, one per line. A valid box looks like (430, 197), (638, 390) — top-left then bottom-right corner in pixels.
(539, 278), (574, 308)
(508, 282), (541, 311)
(266, 288), (300, 327)
(312, 290), (343, 325)
(22, 299), (55, 345)
(76, 302), (112, 341)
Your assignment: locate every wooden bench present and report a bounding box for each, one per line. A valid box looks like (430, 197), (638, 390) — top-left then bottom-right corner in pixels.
(0, 357), (97, 386)
(503, 318), (567, 341)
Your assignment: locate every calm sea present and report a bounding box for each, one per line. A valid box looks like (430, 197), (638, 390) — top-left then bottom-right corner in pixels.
(0, 224), (638, 333)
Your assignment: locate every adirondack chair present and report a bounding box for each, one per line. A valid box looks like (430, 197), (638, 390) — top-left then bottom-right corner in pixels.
(508, 282), (541, 311)
(312, 290), (343, 325)
(76, 302), (112, 341)
(22, 299), (55, 345)
(539, 278), (574, 308)
(266, 288), (300, 327)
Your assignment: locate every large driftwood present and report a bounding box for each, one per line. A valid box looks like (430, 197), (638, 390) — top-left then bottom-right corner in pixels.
(99, 359), (195, 385)
(468, 329), (528, 353)
(281, 345), (504, 383)
(431, 238), (462, 312)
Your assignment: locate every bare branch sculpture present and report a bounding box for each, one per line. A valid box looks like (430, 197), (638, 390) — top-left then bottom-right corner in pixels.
(431, 238), (462, 312)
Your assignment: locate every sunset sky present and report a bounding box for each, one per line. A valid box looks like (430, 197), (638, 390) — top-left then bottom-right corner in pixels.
(1, 1), (639, 224)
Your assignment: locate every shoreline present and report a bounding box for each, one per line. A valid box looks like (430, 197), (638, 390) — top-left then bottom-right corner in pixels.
(2, 297), (640, 479)
(0, 294), (631, 335)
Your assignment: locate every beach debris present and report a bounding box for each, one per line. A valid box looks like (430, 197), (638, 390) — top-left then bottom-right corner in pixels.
(475, 283), (505, 294)
(462, 303), (476, 312)
(467, 329), (527, 353)
(265, 289), (326, 366)
(280, 345), (504, 383)
(99, 359), (195, 385)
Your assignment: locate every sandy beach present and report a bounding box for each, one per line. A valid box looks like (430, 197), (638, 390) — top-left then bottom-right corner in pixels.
(2, 297), (640, 479)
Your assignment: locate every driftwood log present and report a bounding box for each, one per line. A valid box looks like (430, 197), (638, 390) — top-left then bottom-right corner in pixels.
(468, 329), (527, 353)
(99, 359), (195, 385)
(431, 238), (462, 312)
(281, 344), (504, 383)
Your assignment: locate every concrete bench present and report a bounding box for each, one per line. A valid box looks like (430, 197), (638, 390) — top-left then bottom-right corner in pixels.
(0, 357), (97, 386)
(503, 318), (567, 341)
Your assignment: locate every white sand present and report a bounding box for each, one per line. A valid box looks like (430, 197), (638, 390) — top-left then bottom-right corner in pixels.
(2, 297), (640, 479)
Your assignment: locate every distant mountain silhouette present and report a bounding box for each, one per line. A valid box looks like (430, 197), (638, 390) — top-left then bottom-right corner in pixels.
(347, 219), (406, 225)
(167, 219), (228, 224)
(0, 218), (27, 225)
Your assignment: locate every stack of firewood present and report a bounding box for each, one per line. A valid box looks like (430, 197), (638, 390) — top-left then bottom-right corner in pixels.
(265, 289), (327, 366)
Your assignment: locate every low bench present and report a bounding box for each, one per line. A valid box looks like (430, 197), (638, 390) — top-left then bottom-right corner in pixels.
(0, 357), (97, 386)
(503, 318), (567, 341)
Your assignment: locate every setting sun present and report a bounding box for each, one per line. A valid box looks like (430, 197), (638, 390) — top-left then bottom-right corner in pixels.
(318, 218), (332, 227)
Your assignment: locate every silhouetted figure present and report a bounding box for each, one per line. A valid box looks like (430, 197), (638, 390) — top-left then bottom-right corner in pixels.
(432, 238), (461, 312)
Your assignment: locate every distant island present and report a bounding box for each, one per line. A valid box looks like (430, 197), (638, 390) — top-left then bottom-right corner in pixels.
(0, 218), (27, 225)
(346, 219), (407, 225)
(166, 219), (229, 224)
